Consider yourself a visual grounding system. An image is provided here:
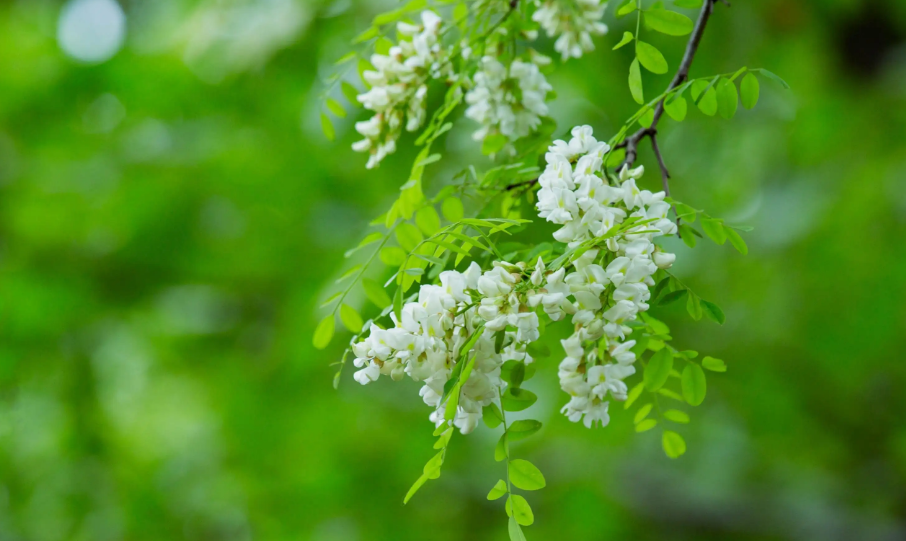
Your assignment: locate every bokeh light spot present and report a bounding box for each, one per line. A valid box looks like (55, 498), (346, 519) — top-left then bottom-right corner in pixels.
(57, 0), (126, 64)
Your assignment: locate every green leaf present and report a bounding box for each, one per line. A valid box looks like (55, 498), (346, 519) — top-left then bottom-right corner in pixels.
(526, 342), (551, 358)
(674, 0), (703, 7)
(334, 51), (357, 65)
(433, 427), (453, 449)
(495, 433), (508, 461)
(362, 278), (392, 308)
(352, 26), (379, 44)
(638, 108), (655, 128)
(659, 388), (685, 401)
(625, 382), (644, 409)
(702, 356), (727, 372)
(644, 9), (693, 35)
(662, 430), (687, 458)
(644, 348), (674, 391)
(403, 473), (428, 504)
(508, 419), (542, 442)
(374, 36), (393, 55)
(681, 363), (707, 406)
(740, 72), (759, 109)
(674, 202), (697, 222)
(756, 68), (790, 89)
(664, 409), (690, 423)
(320, 113), (335, 141)
(487, 479), (508, 500)
(691, 80), (717, 116)
(320, 291), (342, 308)
(508, 518), (527, 541)
(701, 300), (726, 325)
(395, 222), (423, 252)
(617, 0), (636, 17)
(725, 227), (748, 255)
(506, 495), (534, 526)
(507, 361), (525, 388)
(664, 95), (687, 121)
(716, 78), (738, 119)
(341, 81), (360, 106)
(658, 289), (688, 306)
(613, 31), (634, 50)
(634, 403), (653, 424)
(629, 58), (644, 104)
(441, 197), (464, 222)
(501, 388), (537, 412)
(415, 206), (441, 235)
(701, 217), (727, 244)
(482, 133), (508, 155)
(380, 246), (407, 266)
(483, 403), (504, 429)
(686, 292), (702, 321)
(679, 223), (697, 248)
(453, 2), (468, 23)
(509, 459), (546, 491)
(636, 41), (668, 74)
(339, 304), (363, 333)
(635, 418), (658, 432)
(326, 98), (346, 118)
(313, 315), (335, 349)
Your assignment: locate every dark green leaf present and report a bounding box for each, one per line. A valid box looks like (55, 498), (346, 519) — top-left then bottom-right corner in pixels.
(658, 289), (688, 306)
(686, 292), (702, 321)
(701, 300), (725, 324)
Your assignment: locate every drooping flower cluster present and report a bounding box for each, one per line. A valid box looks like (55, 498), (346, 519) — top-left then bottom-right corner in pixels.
(351, 262), (540, 434)
(464, 56), (552, 145)
(353, 11), (449, 169)
(534, 125), (677, 428)
(532, 0), (609, 60)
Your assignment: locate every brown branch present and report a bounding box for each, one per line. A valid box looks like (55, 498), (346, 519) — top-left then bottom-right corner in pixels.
(618, 0), (720, 172)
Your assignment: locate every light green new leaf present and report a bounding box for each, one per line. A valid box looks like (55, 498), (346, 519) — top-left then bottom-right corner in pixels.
(482, 403), (503, 429)
(725, 227), (749, 255)
(617, 0), (636, 17)
(510, 459), (546, 491)
(681, 363), (707, 406)
(395, 222), (423, 252)
(380, 246), (406, 266)
(756, 68), (791, 89)
(686, 292), (702, 321)
(625, 382), (644, 409)
(662, 430), (687, 458)
(674, 0), (703, 7)
(645, 348), (674, 391)
(629, 58), (644, 104)
(679, 223), (697, 248)
(313, 315), (334, 349)
(716, 78), (738, 119)
(362, 277), (392, 308)
(637, 41), (668, 74)
(702, 356), (727, 372)
(507, 419), (542, 441)
(508, 518), (527, 541)
(613, 31), (634, 50)
(691, 79), (717, 116)
(487, 479), (508, 501)
(403, 473), (428, 504)
(320, 113), (335, 141)
(441, 197), (464, 222)
(634, 403), (653, 424)
(326, 98), (346, 118)
(502, 388), (537, 412)
(494, 433), (508, 462)
(415, 206), (441, 235)
(701, 217), (727, 244)
(701, 300), (725, 324)
(341, 81), (360, 106)
(664, 409), (690, 423)
(740, 72), (759, 109)
(482, 133), (508, 155)
(645, 9), (693, 35)
(664, 95), (687, 121)
(506, 495), (534, 526)
(339, 304), (363, 333)
(635, 418), (658, 432)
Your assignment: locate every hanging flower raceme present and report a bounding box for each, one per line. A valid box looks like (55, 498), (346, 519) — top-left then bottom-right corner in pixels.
(351, 261), (541, 434)
(532, 0), (609, 60)
(464, 55), (553, 146)
(352, 11), (450, 169)
(534, 125), (677, 428)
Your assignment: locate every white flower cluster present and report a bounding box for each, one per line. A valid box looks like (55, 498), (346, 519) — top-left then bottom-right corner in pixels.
(464, 56), (552, 145)
(534, 125), (677, 428)
(351, 262), (540, 434)
(532, 0), (609, 60)
(353, 11), (449, 169)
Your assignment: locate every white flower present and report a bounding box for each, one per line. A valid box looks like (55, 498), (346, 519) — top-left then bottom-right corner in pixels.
(532, 0), (608, 60)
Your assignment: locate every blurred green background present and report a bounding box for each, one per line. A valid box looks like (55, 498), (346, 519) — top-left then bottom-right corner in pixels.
(2, 0), (906, 539)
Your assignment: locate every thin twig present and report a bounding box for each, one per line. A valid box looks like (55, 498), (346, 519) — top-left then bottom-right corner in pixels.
(649, 132), (670, 196)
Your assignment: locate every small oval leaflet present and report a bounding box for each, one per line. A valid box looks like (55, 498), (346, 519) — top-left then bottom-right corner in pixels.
(509, 459), (546, 491)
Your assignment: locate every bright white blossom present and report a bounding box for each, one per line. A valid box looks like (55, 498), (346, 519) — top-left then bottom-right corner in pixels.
(350, 262), (540, 434)
(465, 56), (552, 145)
(352, 11), (450, 168)
(532, 0), (609, 60)
(535, 125), (677, 428)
